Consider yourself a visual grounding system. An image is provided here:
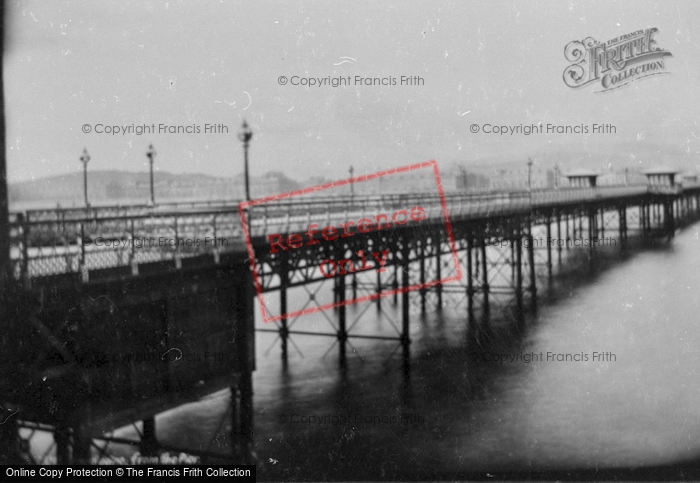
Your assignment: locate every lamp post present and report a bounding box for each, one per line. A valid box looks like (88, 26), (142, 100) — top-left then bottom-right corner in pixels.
(146, 144), (157, 206)
(349, 165), (355, 200)
(80, 148), (90, 208)
(527, 158), (534, 206)
(459, 166), (468, 191)
(238, 120), (253, 201)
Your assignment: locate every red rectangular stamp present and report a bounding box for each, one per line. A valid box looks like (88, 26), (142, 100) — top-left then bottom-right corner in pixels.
(238, 160), (461, 323)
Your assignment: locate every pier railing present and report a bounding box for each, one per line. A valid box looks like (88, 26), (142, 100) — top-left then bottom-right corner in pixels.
(7, 184), (684, 280)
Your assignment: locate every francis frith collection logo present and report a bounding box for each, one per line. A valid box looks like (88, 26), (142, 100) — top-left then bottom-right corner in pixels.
(563, 28), (672, 93)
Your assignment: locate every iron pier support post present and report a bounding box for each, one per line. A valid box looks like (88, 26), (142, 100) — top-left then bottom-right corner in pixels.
(578, 211), (583, 241)
(376, 268), (382, 310)
(587, 208), (595, 257)
(666, 198), (675, 239)
(401, 240), (411, 371)
(279, 251), (289, 363)
(419, 241), (426, 314)
(338, 273), (347, 368)
(480, 237), (490, 341)
(466, 236), (475, 333)
(393, 262), (399, 305)
(546, 215), (552, 282)
(515, 234), (524, 327)
(435, 236), (443, 311)
(527, 228), (537, 313)
(556, 212), (562, 265)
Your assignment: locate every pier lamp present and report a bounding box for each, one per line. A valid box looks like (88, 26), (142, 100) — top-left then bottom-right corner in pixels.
(147, 144), (157, 206)
(527, 158), (534, 192)
(459, 166), (468, 191)
(349, 165), (355, 200)
(80, 148), (90, 208)
(238, 120), (253, 201)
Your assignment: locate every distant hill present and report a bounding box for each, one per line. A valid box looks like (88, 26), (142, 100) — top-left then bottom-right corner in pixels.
(8, 170), (307, 209)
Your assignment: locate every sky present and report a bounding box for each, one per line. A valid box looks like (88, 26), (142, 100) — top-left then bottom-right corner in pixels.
(3, 0), (700, 183)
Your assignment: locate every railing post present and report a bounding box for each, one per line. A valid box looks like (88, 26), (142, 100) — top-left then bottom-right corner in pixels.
(0, 415), (20, 464)
(54, 425), (71, 465)
(260, 205), (267, 236)
(246, 206), (254, 239)
(140, 417), (158, 457)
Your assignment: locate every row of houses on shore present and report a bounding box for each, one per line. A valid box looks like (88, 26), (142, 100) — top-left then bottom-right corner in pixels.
(325, 164), (698, 197)
(9, 164), (698, 209)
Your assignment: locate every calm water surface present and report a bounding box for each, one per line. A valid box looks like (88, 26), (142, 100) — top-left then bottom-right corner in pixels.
(37, 223), (699, 478)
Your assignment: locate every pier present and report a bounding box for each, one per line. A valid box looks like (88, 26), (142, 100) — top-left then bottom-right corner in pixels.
(1, 177), (700, 464)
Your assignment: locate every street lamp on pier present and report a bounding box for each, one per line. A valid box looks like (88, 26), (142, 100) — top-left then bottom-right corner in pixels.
(80, 148), (90, 208)
(459, 166), (468, 191)
(349, 165), (355, 201)
(527, 158), (534, 206)
(238, 120), (253, 201)
(147, 144), (157, 206)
